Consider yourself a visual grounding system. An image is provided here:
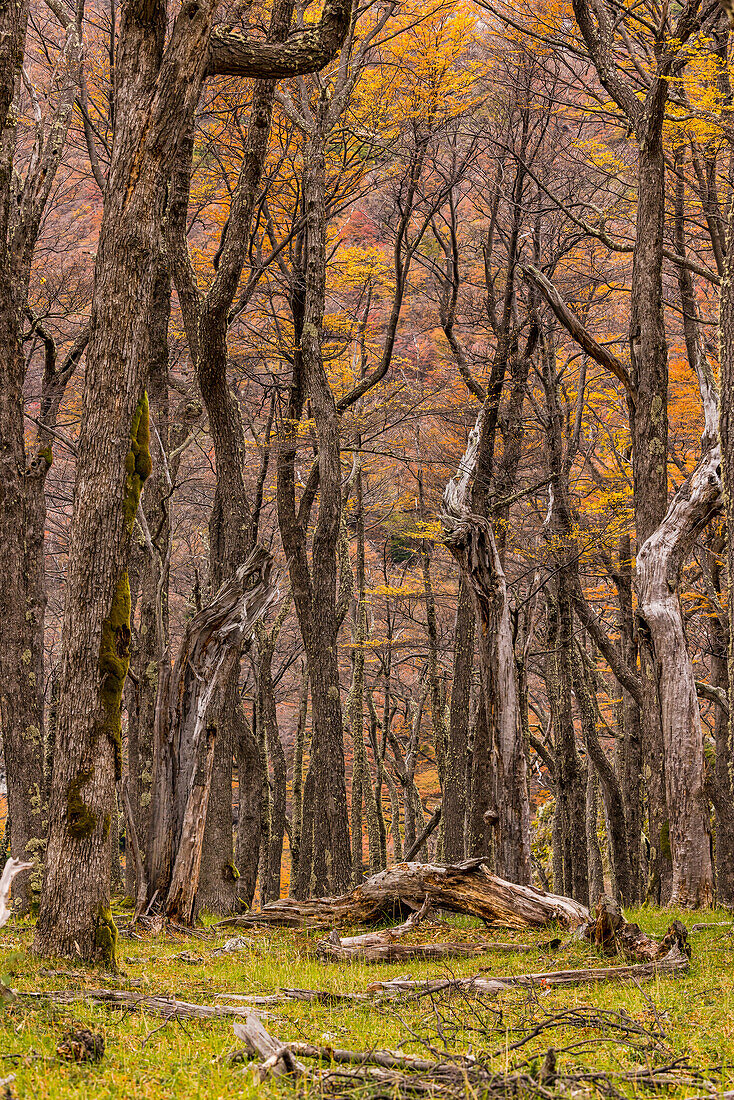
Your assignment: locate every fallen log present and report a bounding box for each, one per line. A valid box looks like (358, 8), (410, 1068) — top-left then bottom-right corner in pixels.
(216, 987), (369, 1005)
(317, 928), (532, 963)
(366, 944), (689, 999)
(221, 860), (686, 964)
(16, 988), (254, 1021)
(220, 858), (589, 930)
(289, 1040), (468, 1076)
(233, 1014), (308, 1081)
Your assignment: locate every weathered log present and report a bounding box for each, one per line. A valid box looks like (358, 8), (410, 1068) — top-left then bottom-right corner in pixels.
(217, 988), (369, 1005)
(317, 937), (533, 963)
(584, 895), (690, 960)
(233, 1014), (308, 1081)
(366, 945), (689, 998)
(316, 909), (532, 962)
(221, 858), (589, 930)
(16, 988), (254, 1020)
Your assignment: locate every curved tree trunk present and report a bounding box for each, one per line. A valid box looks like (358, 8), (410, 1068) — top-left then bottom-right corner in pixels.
(636, 446), (720, 906)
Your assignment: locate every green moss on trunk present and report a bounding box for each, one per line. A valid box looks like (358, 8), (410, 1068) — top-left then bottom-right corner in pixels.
(94, 906), (118, 970)
(98, 572), (132, 779)
(66, 772), (97, 839)
(123, 392), (152, 531)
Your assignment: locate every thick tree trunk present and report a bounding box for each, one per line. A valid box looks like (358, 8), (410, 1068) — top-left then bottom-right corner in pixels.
(278, 126), (351, 897)
(636, 193), (721, 902)
(126, 259), (173, 899)
(612, 535), (643, 901)
(32, 0), (221, 965)
(467, 697), (494, 861)
(585, 766), (604, 904)
(289, 666), (308, 883)
(717, 188), (734, 906)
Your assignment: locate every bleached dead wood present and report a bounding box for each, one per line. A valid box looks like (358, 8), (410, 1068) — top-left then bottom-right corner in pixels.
(366, 945), (689, 998)
(144, 545), (279, 921)
(317, 927), (531, 962)
(16, 988), (254, 1020)
(217, 987), (369, 1005)
(0, 858), (33, 927)
(584, 895), (690, 959)
(441, 413), (531, 884)
(233, 1013), (308, 1081)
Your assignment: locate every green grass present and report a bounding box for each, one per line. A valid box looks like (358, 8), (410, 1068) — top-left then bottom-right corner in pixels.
(1, 906), (732, 1098)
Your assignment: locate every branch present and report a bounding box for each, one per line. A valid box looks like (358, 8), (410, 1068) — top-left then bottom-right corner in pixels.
(520, 264), (636, 401)
(207, 0), (352, 77)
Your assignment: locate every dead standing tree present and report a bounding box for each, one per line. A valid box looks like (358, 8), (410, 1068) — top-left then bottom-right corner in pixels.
(441, 410), (532, 885)
(141, 545), (279, 925)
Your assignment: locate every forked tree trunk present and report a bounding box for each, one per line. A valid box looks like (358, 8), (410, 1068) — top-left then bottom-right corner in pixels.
(144, 546), (278, 920)
(635, 342), (721, 906)
(441, 410), (531, 884)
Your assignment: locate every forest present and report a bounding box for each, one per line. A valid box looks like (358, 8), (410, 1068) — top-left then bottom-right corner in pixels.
(3, 0), (734, 1095)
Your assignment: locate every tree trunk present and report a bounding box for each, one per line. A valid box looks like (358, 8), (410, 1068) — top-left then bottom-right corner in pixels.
(442, 410), (531, 884)
(126, 259), (173, 899)
(467, 697), (494, 861)
(443, 577), (475, 862)
(278, 124), (351, 897)
(585, 766), (604, 905)
(33, 0), (221, 965)
(720, 185), (734, 908)
(571, 646), (633, 902)
(636, 417), (720, 908)
(289, 666), (308, 884)
(234, 696), (262, 908)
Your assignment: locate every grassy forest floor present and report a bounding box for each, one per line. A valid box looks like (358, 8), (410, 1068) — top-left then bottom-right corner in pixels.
(0, 905), (732, 1099)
